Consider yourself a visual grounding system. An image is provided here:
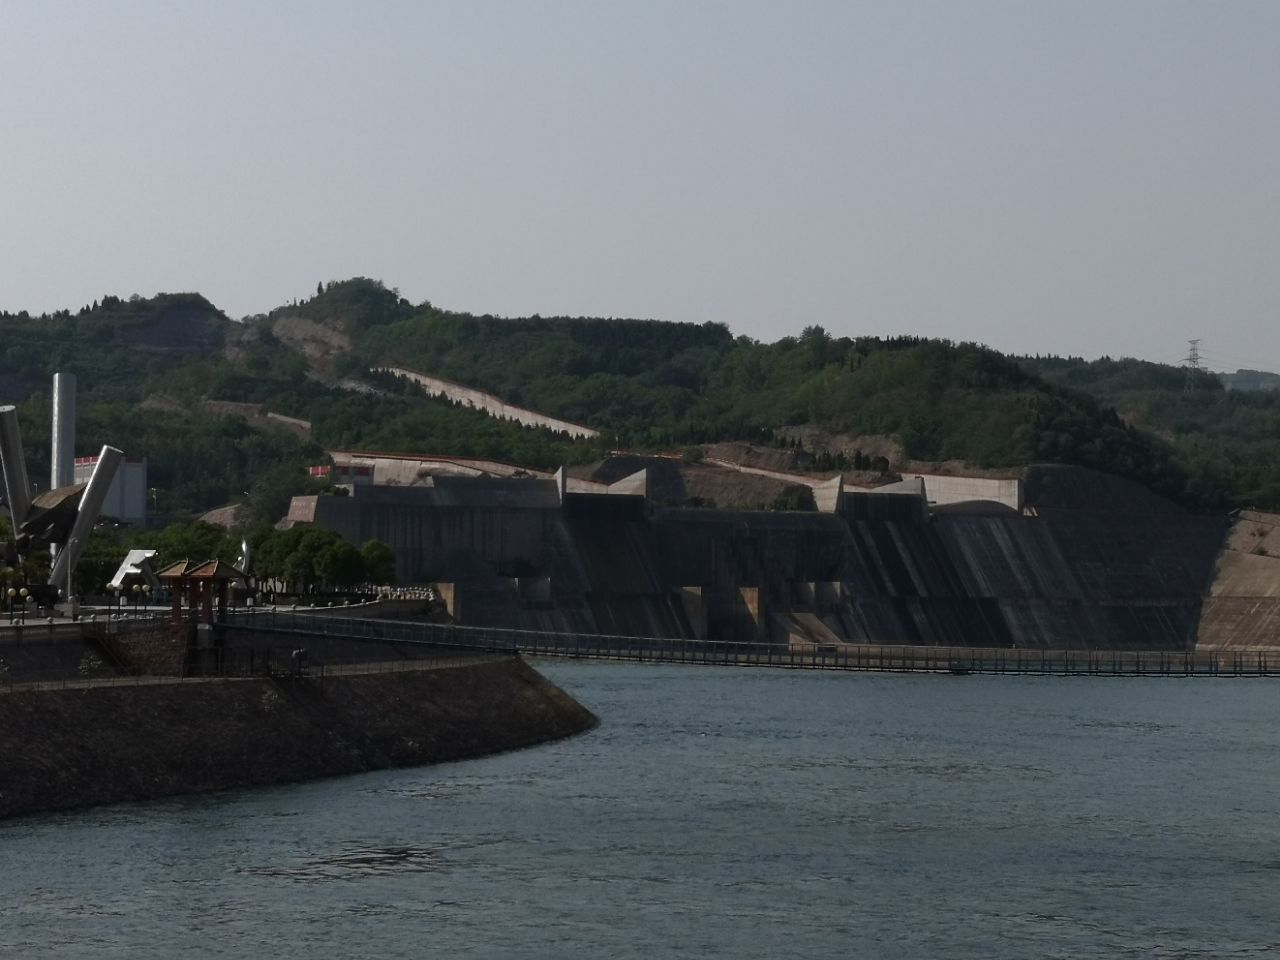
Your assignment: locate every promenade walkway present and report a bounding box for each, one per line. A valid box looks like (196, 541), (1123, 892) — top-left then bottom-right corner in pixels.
(0, 653), (500, 695)
(224, 609), (1277, 678)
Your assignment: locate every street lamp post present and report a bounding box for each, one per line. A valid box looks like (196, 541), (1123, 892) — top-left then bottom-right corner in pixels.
(19, 587), (28, 625)
(65, 537), (77, 606)
(131, 583), (141, 617)
(6, 587), (14, 623)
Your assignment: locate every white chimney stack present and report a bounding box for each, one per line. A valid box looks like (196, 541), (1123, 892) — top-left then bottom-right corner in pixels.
(51, 371), (77, 490)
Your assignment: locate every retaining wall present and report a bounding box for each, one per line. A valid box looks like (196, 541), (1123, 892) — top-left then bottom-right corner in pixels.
(1197, 509), (1280, 651)
(0, 657), (596, 820)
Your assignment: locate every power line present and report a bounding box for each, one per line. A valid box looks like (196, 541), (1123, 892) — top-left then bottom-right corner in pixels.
(1198, 352), (1280, 376)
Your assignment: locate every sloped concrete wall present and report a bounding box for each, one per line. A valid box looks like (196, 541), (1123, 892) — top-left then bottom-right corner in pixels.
(295, 466), (1231, 650)
(912, 474), (1023, 511)
(0, 658), (596, 820)
(1197, 510), (1280, 651)
(312, 489), (561, 585)
(652, 467), (1223, 648)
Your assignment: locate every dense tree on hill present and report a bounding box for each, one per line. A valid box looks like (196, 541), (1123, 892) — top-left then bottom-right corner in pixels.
(5, 283), (1280, 514)
(1021, 354), (1280, 508)
(272, 277), (414, 332)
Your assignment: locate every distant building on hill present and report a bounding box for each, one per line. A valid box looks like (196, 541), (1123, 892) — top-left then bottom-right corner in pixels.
(308, 463), (375, 487)
(74, 455), (147, 523)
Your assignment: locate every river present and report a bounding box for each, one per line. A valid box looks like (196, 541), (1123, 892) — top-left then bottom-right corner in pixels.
(2, 663), (1278, 958)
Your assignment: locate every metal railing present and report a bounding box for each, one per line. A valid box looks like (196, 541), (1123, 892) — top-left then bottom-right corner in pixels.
(222, 609), (1276, 677)
(0, 649), (505, 695)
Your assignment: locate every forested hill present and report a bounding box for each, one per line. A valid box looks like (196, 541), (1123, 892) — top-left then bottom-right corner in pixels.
(0, 293), (227, 401)
(1018, 355), (1280, 507)
(309, 280), (1199, 505)
(2, 277), (1277, 519)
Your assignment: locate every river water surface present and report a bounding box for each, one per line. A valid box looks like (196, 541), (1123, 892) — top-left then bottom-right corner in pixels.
(3, 663), (1279, 958)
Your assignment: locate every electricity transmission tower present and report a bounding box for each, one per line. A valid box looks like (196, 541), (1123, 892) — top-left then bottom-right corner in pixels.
(1183, 339), (1202, 394)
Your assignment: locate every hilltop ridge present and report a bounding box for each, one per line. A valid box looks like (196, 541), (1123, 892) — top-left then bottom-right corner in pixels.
(3, 277), (1279, 520)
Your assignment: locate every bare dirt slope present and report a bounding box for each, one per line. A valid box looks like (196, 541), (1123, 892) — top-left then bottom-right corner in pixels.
(271, 313), (352, 373)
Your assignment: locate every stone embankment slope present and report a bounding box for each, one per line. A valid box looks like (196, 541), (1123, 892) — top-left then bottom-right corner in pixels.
(1196, 510), (1280, 651)
(375, 366), (598, 438)
(0, 658), (596, 820)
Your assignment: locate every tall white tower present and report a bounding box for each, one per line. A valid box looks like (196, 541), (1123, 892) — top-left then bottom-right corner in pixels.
(51, 371), (76, 489)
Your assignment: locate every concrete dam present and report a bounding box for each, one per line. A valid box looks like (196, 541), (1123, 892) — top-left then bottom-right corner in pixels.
(291, 464), (1238, 652)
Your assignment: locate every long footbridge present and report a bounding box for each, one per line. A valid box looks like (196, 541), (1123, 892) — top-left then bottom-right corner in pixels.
(223, 609), (1276, 678)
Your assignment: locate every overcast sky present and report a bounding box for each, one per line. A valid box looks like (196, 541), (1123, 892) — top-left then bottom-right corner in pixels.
(2, 1), (1277, 371)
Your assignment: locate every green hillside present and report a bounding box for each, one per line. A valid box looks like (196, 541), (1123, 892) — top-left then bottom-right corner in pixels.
(3, 277), (1275, 520)
(332, 284), (1191, 504)
(1020, 355), (1280, 508)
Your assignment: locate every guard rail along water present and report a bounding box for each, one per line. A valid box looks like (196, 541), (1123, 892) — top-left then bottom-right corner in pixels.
(225, 609), (1276, 678)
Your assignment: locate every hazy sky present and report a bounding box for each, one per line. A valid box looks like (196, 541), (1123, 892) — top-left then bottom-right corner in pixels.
(3, 1), (1277, 370)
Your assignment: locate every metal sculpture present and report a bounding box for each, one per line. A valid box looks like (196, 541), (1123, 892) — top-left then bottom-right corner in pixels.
(0, 376), (123, 604)
(0, 405), (33, 530)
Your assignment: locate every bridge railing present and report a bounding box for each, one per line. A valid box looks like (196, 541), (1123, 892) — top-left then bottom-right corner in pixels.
(221, 609), (1276, 677)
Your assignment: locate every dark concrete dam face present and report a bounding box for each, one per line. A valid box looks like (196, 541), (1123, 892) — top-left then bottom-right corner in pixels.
(306, 465), (1228, 650)
(0, 658), (597, 821)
